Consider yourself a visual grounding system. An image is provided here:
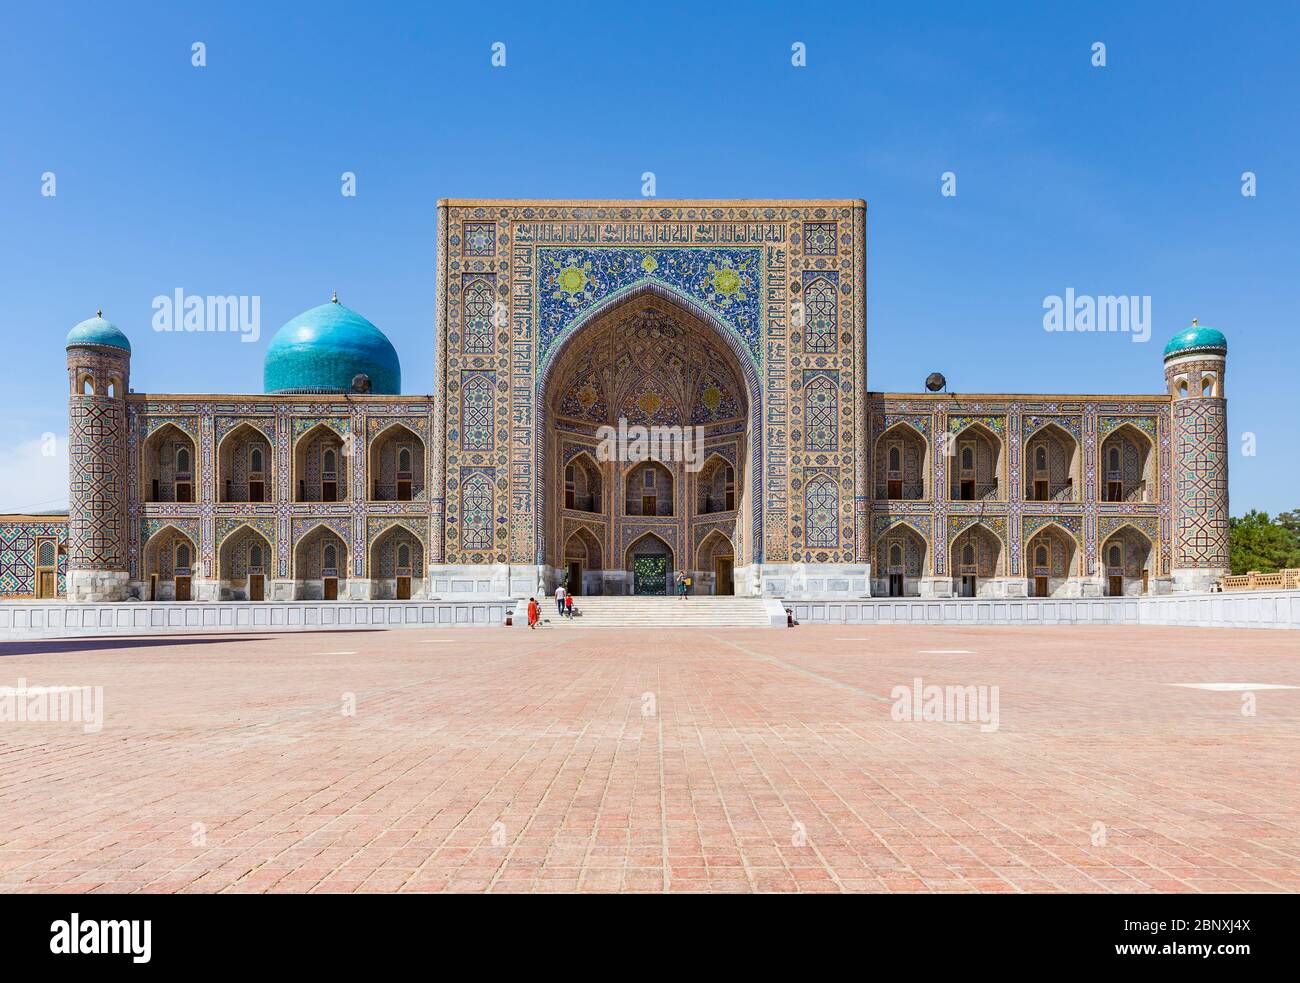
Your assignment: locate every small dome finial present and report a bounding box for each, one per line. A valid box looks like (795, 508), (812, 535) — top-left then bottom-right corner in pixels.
(96, 308), (102, 318)
(331, 290), (338, 304)
(1191, 317), (1198, 326)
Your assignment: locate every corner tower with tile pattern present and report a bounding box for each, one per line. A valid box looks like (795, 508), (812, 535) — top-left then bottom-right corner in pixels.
(1163, 321), (1229, 591)
(65, 313), (132, 601)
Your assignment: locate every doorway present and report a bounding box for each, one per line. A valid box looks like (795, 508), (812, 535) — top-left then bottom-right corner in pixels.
(888, 573), (904, 597)
(34, 539), (57, 598)
(633, 554), (667, 595)
(714, 556), (734, 596)
(323, 577), (339, 601)
(396, 576), (411, 600)
(1108, 575), (1123, 597)
(1033, 576), (1048, 597)
(174, 576), (191, 602)
(249, 574), (265, 601)
(567, 561), (582, 596)
(959, 575), (977, 597)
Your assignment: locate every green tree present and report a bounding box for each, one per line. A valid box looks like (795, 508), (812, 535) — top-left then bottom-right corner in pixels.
(1229, 510), (1300, 574)
(1276, 509), (1300, 539)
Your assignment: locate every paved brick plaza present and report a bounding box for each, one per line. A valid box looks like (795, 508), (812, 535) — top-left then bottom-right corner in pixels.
(1, 624), (1296, 893)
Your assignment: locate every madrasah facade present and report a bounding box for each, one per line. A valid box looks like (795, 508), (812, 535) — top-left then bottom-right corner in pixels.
(0, 200), (1229, 604)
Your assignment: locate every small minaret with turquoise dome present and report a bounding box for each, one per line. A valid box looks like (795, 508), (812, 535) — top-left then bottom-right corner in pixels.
(65, 311), (133, 601)
(1163, 320), (1229, 591)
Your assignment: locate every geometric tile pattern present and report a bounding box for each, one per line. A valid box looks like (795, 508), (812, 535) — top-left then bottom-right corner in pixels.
(460, 372), (496, 451)
(802, 372), (838, 451)
(802, 471), (839, 549)
(461, 222), (496, 257)
(801, 276), (838, 353)
(801, 221), (837, 256)
(461, 277), (496, 356)
(1173, 398), (1229, 568)
(0, 519), (67, 595)
(68, 397), (125, 569)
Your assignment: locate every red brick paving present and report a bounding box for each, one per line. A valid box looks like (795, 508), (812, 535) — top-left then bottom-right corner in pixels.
(0, 624), (1297, 893)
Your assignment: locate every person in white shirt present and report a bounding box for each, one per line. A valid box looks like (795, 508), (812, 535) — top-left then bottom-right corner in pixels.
(555, 584), (567, 617)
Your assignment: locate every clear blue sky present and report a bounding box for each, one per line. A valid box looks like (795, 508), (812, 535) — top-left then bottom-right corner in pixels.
(2, 0), (1296, 513)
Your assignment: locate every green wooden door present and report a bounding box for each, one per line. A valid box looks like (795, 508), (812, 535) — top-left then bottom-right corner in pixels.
(633, 554), (667, 595)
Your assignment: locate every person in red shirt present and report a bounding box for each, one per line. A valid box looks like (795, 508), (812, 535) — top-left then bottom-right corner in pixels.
(565, 594), (574, 618)
(527, 597), (539, 629)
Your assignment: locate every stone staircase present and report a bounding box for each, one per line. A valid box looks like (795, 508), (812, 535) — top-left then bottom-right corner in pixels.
(527, 595), (780, 628)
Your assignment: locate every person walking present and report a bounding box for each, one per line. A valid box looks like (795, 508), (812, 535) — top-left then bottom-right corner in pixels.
(555, 583), (567, 618)
(677, 571), (688, 600)
(565, 593), (574, 619)
(527, 597), (539, 629)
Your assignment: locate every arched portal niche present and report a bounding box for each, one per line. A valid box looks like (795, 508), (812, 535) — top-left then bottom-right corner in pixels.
(537, 291), (757, 595)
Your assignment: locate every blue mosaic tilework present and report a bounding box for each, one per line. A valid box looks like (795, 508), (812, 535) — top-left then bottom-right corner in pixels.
(0, 520), (68, 595)
(537, 247), (763, 368)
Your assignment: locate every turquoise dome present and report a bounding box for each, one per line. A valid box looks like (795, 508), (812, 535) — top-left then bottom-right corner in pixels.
(66, 312), (131, 353)
(1164, 323), (1227, 359)
(263, 299), (400, 394)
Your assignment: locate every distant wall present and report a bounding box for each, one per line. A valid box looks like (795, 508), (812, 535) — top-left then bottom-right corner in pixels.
(784, 589), (1300, 630)
(0, 599), (512, 640)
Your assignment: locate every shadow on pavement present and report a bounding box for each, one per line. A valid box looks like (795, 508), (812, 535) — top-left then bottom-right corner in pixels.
(0, 635), (275, 657)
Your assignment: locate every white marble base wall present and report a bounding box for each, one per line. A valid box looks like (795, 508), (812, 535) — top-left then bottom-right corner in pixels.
(784, 588), (1300, 630)
(917, 576), (1157, 599)
(193, 579), (221, 602)
(66, 569), (131, 603)
(426, 564), (536, 599)
(928, 577), (1029, 599)
(294, 579), (356, 601)
(758, 564), (871, 600)
(370, 578), (428, 600)
(733, 563), (760, 597)
(918, 576), (955, 598)
(0, 599), (514, 640)
(4, 589), (1296, 640)
(1172, 568), (1228, 593)
(1137, 589), (1299, 628)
